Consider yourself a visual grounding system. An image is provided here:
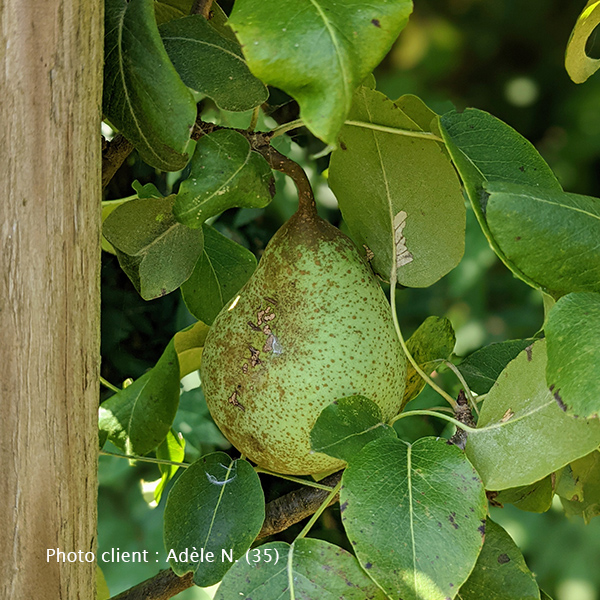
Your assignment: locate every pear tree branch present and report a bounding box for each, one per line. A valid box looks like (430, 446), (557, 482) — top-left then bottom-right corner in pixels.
(109, 471), (343, 600)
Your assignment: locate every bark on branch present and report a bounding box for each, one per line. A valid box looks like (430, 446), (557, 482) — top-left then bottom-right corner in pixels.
(110, 471), (342, 600)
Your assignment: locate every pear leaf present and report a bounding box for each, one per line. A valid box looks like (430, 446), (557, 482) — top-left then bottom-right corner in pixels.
(456, 519), (540, 600)
(164, 453), (264, 586)
(485, 182), (600, 297)
(440, 109), (561, 290)
(228, 0), (412, 144)
(99, 321), (208, 455)
(173, 320), (210, 378)
(154, 0), (193, 25)
(154, 429), (186, 506)
(341, 436), (487, 600)
(181, 225), (257, 325)
(310, 395), (396, 462)
(174, 130), (274, 228)
(161, 16), (268, 112)
(457, 339), (537, 395)
(493, 476), (554, 513)
(215, 538), (387, 600)
(329, 87), (465, 287)
(545, 292), (600, 418)
(403, 316), (456, 405)
(103, 0), (196, 170)
(559, 450), (600, 523)
(465, 340), (600, 490)
(565, 0), (600, 83)
(103, 195), (204, 300)
(99, 339), (181, 455)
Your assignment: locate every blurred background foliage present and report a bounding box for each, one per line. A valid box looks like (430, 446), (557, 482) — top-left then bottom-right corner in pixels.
(99, 0), (600, 597)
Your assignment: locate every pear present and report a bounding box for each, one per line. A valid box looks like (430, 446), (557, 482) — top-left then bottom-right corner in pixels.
(200, 200), (406, 475)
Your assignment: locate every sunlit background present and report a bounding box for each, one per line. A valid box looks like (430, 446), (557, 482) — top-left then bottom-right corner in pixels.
(99, 0), (600, 597)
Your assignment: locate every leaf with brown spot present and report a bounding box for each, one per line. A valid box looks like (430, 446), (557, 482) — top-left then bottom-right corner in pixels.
(457, 519), (539, 600)
(214, 538), (387, 599)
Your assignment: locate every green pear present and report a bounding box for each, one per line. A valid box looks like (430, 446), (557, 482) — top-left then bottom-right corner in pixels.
(200, 203), (406, 475)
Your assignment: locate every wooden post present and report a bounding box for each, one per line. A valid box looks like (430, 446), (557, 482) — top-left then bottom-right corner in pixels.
(0, 1), (103, 597)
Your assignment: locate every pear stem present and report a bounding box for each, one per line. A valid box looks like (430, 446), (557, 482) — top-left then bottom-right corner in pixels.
(255, 145), (317, 216)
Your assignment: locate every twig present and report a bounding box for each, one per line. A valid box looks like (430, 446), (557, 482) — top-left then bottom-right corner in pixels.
(448, 390), (477, 450)
(102, 134), (134, 190)
(190, 0), (214, 18)
(109, 471), (343, 600)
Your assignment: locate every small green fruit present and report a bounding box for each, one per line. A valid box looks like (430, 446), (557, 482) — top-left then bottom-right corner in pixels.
(200, 205), (406, 475)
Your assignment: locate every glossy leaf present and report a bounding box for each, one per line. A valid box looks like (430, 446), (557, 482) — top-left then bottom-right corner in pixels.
(457, 339), (536, 395)
(163, 453), (264, 586)
(103, 0), (196, 170)
(465, 340), (600, 490)
(494, 476), (554, 513)
(229, 0), (412, 144)
(440, 109), (561, 289)
(103, 195), (204, 300)
(99, 339), (181, 455)
(565, 0), (600, 83)
(215, 538), (387, 600)
(161, 16), (268, 112)
(560, 450), (600, 523)
(181, 225), (257, 325)
(403, 316), (456, 405)
(174, 130), (274, 228)
(154, 429), (186, 506)
(545, 292), (600, 418)
(485, 182), (600, 297)
(341, 436), (487, 600)
(310, 396), (396, 462)
(329, 86), (465, 286)
(457, 519), (540, 600)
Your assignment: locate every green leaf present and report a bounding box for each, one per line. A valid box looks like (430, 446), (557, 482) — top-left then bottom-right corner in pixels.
(132, 180), (163, 198)
(329, 87), (465, 287)
(229, 0), (413, 144)
(163, 453), (264, 586)
(214, 538), (387, 600)
(560, 450), (600, 523)
(341, 437), (487, 600)
(555, 463), (584, 502)
(99, 339), (181, 455)
(154, 429), (186, 506)
(154, 0), (193, 25)
(456, 518), (540, 600)
(540, 591), (553, 600)
(545, 292), (600, 418)
(173, 320), (210, 378)
(96, 565), (110, 600)
(440, 109), (561, 289)
(565, 0), (600, 83)
(174, 130), (274, 228)
(485, 182), (600, 297)
(310, 395), (396, 462)
(161, 16), (268, 112)
(465, 340), (600, 490)
(103, 0), (196, 170)
(180, 225), (257, 325)
(494, 476), (554, 513)
(103, 195), (204, 300)
(403, 316), (456, 405)
(457, 339), (536, 395)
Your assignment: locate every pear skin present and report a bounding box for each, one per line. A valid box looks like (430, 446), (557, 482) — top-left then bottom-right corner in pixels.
(200, 208), (406, 475)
